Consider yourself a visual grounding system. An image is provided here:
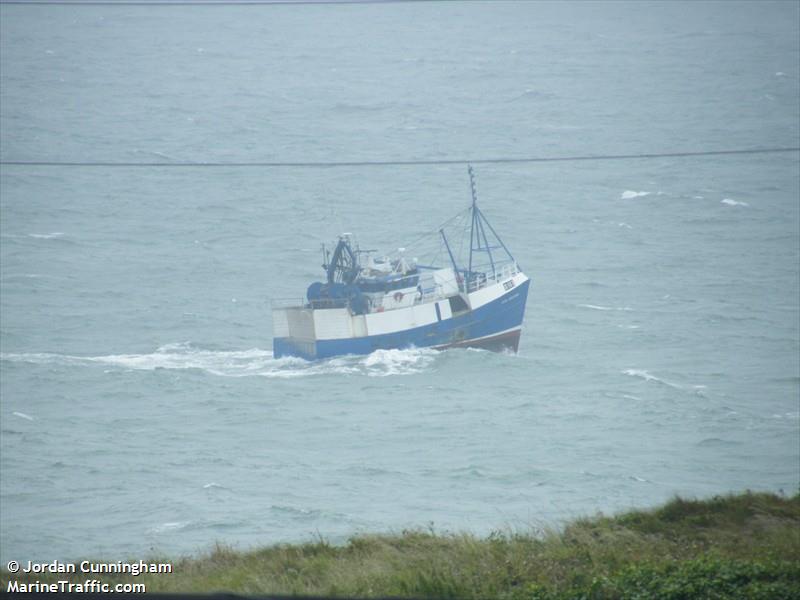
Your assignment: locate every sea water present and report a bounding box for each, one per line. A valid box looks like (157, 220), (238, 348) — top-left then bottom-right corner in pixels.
(1, 1), (798, 562)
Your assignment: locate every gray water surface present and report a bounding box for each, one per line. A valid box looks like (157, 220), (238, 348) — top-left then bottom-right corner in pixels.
(1, 1), (798, 562)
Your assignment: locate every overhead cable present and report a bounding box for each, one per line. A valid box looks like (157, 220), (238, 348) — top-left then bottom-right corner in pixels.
(1, 147), (798, 169)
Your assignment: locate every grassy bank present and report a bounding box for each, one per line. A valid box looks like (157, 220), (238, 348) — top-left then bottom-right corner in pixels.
(3, 491), (799, 598)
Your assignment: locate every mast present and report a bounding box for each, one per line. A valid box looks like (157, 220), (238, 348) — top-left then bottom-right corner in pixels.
(466, 165), (516, 286)
(467, 165), (478, 278)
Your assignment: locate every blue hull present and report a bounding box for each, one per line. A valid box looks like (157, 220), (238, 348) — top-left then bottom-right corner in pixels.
(274, 279), (530, 360)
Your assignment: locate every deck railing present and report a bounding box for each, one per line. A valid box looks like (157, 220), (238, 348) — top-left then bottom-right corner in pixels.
(270, 298), (350, 310)
(270, 298), (306, 309)
(466, 262), (519, 293)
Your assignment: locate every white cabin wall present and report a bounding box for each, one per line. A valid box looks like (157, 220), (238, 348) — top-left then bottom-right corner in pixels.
(272, 308), (290, 337)
(313, 308), (353, 340)
(411, 303), (437, 327)
(365, 302), (437, 336)
(286, 308), (316, 340)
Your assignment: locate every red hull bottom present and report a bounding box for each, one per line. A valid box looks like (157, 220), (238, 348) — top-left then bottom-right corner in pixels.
(435, 329), (521, 353)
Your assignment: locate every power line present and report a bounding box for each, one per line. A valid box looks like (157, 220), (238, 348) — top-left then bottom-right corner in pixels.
(1, 0), (447, 6)
(0, 147), (797, 169)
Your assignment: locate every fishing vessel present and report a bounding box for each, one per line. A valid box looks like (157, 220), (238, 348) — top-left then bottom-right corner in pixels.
(272, 167), (530, 360)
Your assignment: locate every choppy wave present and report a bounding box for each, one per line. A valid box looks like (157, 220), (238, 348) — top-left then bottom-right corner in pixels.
(1, 274), (44, 280)
(510, 88), (554, 102)
(27, 232), (65, 239)
(270, 504), (318, 517)
(0, 343), (437, 378)
(202, 482), (227, 490)
(578, 304), (633, 311)
(148, 521), (191, 534)
(622, 368), (683, 389)
(620, 190), (651, 199)
(696, 437), (739, 447)
(721, 198), (749, 207)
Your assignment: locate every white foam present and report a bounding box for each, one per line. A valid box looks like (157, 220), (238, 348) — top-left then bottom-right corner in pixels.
(12, 411), (34, 421)
(361, 348), (436, 377)
(578, 304), (633, 311)
(721, 198), (749, 207)
(1, 345), (274, 375)
(620, 190), (650, 199)
(149, 521), (189, 534)
(28, 232), (64, 239)
(622, 369), (682, 389)
(86, 344), (274, 375)
(1, 343), (437, 379)
(257, 348), (437, 379)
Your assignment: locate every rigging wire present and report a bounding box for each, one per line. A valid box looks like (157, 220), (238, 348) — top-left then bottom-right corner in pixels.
(1, 147), (797, 168)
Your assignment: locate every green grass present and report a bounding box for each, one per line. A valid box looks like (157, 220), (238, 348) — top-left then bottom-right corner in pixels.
(3, 491), (798, 598)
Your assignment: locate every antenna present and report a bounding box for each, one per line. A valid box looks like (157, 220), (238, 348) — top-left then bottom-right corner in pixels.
(467, 164), (478, 207)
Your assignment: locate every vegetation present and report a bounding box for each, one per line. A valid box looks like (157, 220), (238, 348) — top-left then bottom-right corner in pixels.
(3, 491), (798, 598)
